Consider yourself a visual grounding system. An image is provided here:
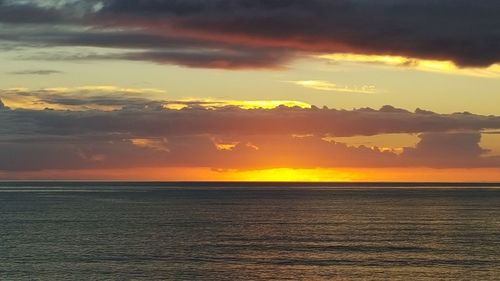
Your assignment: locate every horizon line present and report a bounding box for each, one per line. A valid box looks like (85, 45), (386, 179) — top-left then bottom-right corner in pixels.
(1, 181), (499, 187)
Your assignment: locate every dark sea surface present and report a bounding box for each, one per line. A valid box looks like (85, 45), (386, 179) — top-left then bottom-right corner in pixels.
(1, 183), (499, 280)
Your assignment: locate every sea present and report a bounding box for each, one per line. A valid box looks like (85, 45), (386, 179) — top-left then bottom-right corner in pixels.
(0, 182), (499, 280)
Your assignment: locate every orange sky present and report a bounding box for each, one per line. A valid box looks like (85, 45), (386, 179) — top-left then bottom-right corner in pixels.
(2, 167), (500, 182)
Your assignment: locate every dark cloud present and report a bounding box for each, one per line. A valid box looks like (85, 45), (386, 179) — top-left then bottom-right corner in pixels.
(2, 0), (500, 69)
(0, 28), (294, 69)
(120, 49), (293, 69)
(96, 0), (500, 67)
(0, 0), (64, 24)
(401, 132), (496, 168)
(0, 0), (101, 24)
(2, 89), (500, 137)
(2, 103), (500, 138)
(0, 30), (216, 49)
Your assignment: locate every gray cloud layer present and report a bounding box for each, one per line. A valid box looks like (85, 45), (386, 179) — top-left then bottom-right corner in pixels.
(2, 92), (500, 137)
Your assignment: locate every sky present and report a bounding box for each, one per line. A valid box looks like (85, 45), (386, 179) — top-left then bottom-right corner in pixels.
(1, 0), (500, 181)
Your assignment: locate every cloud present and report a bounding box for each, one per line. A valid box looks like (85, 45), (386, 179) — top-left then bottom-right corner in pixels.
(1, 88), (500, 138)
(0, 0), (64, 24)
(0, 87), (500, 172)
(318, 54), (500, 78)
(1, 87), (314, 111)
(130, 138), (170, 152)
(95, 0), (500, 67)
(0, 0), (101, 23)
(401, 132), (496, 168)
(119, 49), (293, 70)
(290, 80), (377, 94)
(0, 129), (498, 172)
(8, 70), (63, 75)
(0, 86), (166, 110)
(2, 0), (500, 70)
(0, 28), (295, 69)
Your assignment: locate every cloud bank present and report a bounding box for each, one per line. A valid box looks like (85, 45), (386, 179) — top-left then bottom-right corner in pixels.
(1, 89), (499, 172)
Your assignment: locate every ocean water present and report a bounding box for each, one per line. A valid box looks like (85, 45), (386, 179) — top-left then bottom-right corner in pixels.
(0, 183), (499, 280)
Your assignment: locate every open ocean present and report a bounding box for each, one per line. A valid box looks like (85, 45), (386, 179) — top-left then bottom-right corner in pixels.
(1, 182), (499, 280)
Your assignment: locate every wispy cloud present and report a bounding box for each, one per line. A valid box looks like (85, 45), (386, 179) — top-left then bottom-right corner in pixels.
(8, 70), (63, 75)
(290, 80), (377, 94)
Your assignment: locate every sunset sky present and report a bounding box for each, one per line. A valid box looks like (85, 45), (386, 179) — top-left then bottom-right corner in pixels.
(1, 0), (500, 181)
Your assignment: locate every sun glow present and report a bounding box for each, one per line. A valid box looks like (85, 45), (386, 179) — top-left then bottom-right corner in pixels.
(2, 167), (500, 182)
(233, 168), (357, 182)
(164, 99), (311, 110)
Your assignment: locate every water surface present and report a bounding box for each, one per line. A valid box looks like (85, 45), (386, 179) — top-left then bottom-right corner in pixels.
(1, 183), (499, 280)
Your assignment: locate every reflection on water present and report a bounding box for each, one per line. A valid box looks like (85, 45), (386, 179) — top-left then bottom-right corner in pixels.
(1, 185), (499, 280)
